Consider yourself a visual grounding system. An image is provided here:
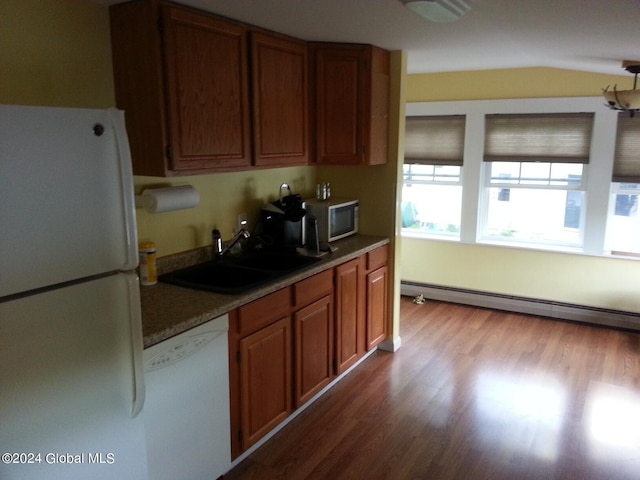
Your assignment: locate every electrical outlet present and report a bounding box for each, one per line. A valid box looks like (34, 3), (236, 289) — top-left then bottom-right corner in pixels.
(237, 213), (248, 231)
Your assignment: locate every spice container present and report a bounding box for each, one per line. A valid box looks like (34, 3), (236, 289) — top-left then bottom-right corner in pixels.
(139, 241), (157, 286)
(316, 182), (331, 200)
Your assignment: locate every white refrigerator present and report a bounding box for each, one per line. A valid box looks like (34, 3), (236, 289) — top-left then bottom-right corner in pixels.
(0, 105), (148, 479)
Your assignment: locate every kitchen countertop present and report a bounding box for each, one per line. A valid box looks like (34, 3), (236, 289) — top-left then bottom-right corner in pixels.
(140, 234), (390, 348)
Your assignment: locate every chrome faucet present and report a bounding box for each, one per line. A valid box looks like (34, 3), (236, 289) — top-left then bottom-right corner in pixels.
(212, 228), (250, 259)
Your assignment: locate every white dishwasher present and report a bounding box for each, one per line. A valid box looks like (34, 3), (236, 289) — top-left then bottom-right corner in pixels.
(144, 314), (231, 480)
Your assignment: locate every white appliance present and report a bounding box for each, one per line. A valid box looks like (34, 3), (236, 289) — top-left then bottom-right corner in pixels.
(144, 315), (231, 480)
(304, 198), (359, 244)
(0, 105), (147, 480)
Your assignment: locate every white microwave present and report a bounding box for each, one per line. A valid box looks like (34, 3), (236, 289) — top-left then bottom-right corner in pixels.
(304, 198), (359, 245)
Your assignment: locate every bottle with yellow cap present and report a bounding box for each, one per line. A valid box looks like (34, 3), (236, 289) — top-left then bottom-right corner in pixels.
(138, 241), (157, 286)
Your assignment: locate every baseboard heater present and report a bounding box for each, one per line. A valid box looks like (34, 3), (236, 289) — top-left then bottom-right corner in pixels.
(401, 281), (640, 332)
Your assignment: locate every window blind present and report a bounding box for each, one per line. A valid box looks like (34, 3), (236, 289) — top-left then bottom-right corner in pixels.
(484, 113), (594, 163)
(404, 115), (465, 166)
(613, 115), (640, 183)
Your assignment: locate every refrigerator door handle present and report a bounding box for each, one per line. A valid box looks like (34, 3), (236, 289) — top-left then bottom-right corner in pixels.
(126, 273), (146, 418)
(109, 108), (139, 271)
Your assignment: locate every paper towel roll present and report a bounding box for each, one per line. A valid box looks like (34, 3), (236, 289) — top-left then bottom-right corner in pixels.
(141, 185), (200, 213)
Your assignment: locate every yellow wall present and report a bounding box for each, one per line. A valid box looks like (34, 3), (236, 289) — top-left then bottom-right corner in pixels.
(404, 69), (640, 313)
(407, 67), (632, 102)
(0, 0), (115, 108)
(135, 168), (315, 254)
(402, 241), (640, 313)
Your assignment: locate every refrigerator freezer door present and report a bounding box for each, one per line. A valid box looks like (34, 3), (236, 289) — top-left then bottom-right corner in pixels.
(0, 272), (147, 480)
(0, 105), (138, 298)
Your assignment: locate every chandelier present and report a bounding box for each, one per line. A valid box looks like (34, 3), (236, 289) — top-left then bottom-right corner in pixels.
(603, 61), (640, 117)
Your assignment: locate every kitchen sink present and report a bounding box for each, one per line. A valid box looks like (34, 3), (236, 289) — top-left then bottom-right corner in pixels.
(160, 262), (273, 294)
(159, 251), (321, 294)
(226, 251), (320, 272)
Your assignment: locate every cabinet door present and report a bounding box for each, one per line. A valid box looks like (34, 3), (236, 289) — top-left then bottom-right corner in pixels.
(367, 47), (390, 166)
(239, 317), (292, 450)
(251, 32), (309, 166)
(162, 5), (251, 171)
(366, 265), (388, 350)
(315, 46), (363, 165)
(294, 295), (333, 407)
(334, 257), (364, 374)
(314, 44), (389, 166)
(110, 0), (170, 177)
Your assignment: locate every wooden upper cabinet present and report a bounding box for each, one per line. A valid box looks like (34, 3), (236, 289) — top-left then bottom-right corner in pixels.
(313, 44), (390, 166)
(250, 32), (309, 167)
(110, 2), (389, 175)
(110, 0), (251, 176)
(163, 5), (251, 172)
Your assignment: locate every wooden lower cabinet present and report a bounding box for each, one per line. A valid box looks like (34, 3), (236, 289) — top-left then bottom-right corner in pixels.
(230, 289), (291, 457)
(230, 247), (388, 458)
(366, 265), (388, 350)
(294, 295), (333, 407)
(230, 270), (334, 458)
(365, 244), (389, 350)
(239, 316), (291, 450)
(334, 257), (365, 375)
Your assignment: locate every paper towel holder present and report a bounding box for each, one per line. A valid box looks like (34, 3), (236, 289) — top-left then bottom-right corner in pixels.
(135, 185), (200, 213)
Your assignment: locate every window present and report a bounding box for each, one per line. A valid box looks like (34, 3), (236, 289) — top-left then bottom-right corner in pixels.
(480, 113), (593, 248)
(402, 115), (465, 238)
(608, 115), (640, 256)
(403, 164), (462, 236)
(402, 97), (639, 259)
(483, 161), (585, 246)
(609, 183), (640, 255)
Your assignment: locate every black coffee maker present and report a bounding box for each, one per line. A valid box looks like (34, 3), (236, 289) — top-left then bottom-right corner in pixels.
(260, 184), (306, 252)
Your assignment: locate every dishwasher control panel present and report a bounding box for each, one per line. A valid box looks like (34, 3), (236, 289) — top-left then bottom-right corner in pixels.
(145, 330), (224, 371)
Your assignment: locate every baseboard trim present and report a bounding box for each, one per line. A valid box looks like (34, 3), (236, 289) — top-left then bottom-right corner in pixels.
(401, 281), (640, 332)
(378, 336), (402, 352)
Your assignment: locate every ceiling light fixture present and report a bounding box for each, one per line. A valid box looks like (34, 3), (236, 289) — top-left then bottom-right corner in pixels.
(400, 0), (471, 23)
(603, 61), (640, 117)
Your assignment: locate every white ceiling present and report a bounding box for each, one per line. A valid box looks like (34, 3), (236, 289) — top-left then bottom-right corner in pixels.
(101, 0), (640, 77)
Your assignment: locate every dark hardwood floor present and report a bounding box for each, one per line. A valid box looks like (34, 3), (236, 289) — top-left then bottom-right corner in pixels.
(223, 297), (640, 480)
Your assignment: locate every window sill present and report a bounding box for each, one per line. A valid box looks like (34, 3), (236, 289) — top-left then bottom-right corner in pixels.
(477, 238), (584, 254)
(609, 251), (640, 260)
(401, 230), (460, 242)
